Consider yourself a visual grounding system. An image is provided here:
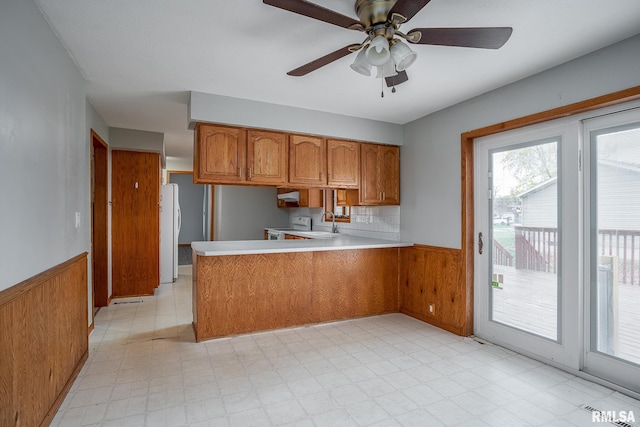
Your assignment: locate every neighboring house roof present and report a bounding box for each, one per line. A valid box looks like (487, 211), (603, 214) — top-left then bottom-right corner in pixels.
(518, 159), (640, 199)
(517, 177), (557, 199)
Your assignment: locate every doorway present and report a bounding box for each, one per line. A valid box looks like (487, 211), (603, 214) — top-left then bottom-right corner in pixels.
(583, 108), (640, 392)
(90, 130), (109, 313)
(474, 120), (579, 365)
(473, 100), (640, 395)
(167, 171), (214, 265)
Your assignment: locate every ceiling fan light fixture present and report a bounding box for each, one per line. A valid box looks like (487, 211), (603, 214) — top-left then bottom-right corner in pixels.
(376, 60), (396, 78)
(350, 47), (372, 76)
(390, 39), (417, 71)
(365, 35), (390, 66)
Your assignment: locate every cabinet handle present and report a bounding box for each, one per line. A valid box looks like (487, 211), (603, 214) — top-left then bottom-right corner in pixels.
(248, 167), (252, 180)
(382, 191), (386, 200)
(238, 167), (242, 178)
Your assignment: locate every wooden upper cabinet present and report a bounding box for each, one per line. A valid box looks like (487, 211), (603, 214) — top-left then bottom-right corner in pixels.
(360, 143), (382, 205)
(327, 139), (360, 188)
(194, 123), (246, 184)
(247, 130), (288, 185)
(380, 144), (400, 204)
(289, 134), (327, 187)
(358, 143), (400, 205)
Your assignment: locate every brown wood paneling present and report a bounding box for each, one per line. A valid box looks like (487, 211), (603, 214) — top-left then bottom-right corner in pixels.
(0, 302), (14, 427)
(193, 248), (399, 341)
(194, 252), (313, 340)
(111, 150), (160, 297)
(0, 254), (88, 427)
(400, 245), (468, 336)
(310, 249), (399, 323)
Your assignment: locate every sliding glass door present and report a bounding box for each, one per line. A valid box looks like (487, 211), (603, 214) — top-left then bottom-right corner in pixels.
(583, 108), (640, 392)
(475, 121), (580, 365)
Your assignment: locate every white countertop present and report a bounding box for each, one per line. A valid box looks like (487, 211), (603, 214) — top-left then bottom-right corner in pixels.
(192, 235), (413, 256)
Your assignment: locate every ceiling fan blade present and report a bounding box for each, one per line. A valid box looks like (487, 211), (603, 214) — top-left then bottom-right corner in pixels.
(388, 0), (432, 24)
(263, 0), (363, 30)
(385, 70), (409, 88)
(408, 27), (513, 49)
(287, 44), (360, 76)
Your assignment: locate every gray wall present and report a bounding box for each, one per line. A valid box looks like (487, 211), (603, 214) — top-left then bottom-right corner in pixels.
(214, 186), (290, 241)
(189, 92), (403, 146)
(401, 34), (640, 248)
(169, 173), (206, 244)
(109, 127), (164, 154)
(0, 0), (91, 296)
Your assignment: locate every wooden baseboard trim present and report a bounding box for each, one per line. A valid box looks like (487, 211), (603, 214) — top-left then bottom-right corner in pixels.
(400, 308), (465, 336)
(88, 321), (94, 335)
(41, 349), (88, 427)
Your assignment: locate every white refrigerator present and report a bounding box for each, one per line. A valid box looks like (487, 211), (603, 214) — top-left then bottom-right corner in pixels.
(160, 184), (181, 283)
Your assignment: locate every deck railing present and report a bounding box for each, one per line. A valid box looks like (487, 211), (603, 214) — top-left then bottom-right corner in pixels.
(509, 226), (640, 285)
(599, 229), (640, 286)
(493, 239), (513, 267)
(515, 226), (558, 273)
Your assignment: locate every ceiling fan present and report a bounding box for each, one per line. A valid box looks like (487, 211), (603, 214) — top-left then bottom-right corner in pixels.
(263, 0), (513, 90)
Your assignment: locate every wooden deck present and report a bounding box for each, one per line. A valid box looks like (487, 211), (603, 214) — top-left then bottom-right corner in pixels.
(491, 265), (640, 366)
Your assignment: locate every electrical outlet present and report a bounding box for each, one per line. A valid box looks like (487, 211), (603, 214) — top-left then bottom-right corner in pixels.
(428, 303), (435, 316)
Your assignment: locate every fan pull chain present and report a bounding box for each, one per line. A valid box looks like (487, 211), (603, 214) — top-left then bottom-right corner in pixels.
(381, 77), (384, 98)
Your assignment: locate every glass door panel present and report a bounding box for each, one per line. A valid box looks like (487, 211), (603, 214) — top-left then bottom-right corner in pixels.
(490, 140), (559, 340)
(590, 122), (640, 367)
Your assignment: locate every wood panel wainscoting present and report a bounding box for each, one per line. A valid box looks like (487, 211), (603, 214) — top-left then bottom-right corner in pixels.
(399, 245), (471, 336)
(0, 253), (88, 427)
(192, 248), (399, 341)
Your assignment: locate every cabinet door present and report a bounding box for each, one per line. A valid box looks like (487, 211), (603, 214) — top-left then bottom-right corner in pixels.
(380, 145), (400, 205)
(194, 123), (246, 183)
(289, 135), (326, 186)
(327, 139), (360, 188)
(359, 143), (381, 205)
(247, 130), (288, 185)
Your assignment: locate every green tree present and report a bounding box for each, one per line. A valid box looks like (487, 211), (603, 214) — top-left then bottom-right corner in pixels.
(502, 141), (557, 196)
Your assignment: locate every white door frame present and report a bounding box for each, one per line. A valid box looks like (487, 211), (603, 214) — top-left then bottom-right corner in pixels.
(474, 119), (581, 370)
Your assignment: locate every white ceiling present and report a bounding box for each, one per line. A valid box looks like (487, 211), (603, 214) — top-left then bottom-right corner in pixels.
(35, 0), (640, 161)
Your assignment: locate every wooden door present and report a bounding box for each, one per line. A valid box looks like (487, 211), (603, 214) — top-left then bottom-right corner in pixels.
(359, 143), (381, 204)
(247, 130), (287, 185)
(289, 134), (326, 186)
(194, 123), (246, 184)
(327, 139), (360, 188)
(111, 150), (160, 297)
(380, 145), (400, 205)
(91, 130), (109, 307)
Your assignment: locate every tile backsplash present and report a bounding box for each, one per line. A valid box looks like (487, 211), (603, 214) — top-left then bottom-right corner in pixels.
(289, 206), (401, 240)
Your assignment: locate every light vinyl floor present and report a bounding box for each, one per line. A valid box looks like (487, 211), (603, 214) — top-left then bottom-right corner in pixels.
(52, 269), (640, 426)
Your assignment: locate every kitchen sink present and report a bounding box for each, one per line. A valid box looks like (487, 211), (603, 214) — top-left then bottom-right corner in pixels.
(299, 231), (340, 239)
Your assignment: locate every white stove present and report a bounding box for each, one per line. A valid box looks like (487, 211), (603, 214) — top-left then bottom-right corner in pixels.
(266, 216), (311, 240)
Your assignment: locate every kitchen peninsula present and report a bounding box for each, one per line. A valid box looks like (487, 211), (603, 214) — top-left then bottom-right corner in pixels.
(191, 236), (412, 342)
